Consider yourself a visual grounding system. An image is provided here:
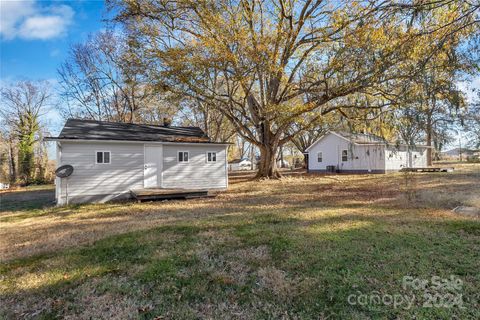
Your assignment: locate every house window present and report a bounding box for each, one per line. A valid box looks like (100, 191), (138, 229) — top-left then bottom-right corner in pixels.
(317, 152), (322, 162)
(342, 150), (348, 162)
(206, 152), (217, 163)
(96, 151), (111, 164)
(178, 151), (189, 162)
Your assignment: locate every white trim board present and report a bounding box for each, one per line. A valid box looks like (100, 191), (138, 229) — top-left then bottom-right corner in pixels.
(44, 138), (231, 147)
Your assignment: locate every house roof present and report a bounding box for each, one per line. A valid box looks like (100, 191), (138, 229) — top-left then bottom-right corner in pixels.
(334, 131), (388, 145)
(44, 119), (214, 143)
(305, 131), (431, 152)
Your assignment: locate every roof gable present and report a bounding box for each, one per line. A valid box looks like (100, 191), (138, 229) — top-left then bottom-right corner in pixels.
(304, 131), (350, 152)
(334, 131), (388, 145)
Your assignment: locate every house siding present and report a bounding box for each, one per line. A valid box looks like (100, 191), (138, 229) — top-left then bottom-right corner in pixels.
(307, 133), (385, 172)
(385, 146), (428, 170)
(56, 141), (144, 204)
(162, 145), (227, 189)
(307, 132), (429, 174)
(55, 141), (228, 205)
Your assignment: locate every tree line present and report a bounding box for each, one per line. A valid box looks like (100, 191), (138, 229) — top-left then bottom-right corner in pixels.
(1, 0), (479, 183)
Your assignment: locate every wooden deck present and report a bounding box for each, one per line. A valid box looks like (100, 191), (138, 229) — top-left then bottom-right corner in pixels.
(400, 167), (455, 173)
(130, 188), (214, 202)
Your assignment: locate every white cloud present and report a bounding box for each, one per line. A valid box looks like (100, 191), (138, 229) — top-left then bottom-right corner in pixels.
(0, 1), (74, 40)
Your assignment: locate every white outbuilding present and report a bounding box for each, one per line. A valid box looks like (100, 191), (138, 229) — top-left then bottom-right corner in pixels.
(46, 119), (229, 205)
(228, 158), (252, 171)
(305, 131), (430, 173)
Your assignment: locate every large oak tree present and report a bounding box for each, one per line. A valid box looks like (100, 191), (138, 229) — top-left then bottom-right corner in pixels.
(110, 0), (478, 177)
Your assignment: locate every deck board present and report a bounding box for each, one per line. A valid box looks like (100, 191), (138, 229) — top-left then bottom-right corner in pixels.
(400, 167), (454, 173)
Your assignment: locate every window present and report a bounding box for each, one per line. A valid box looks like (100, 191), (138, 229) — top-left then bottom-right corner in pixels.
(96, 151), (111, 164)
(317, 152), (322, 162)
(341, 150), (348, 162)
(206, 151), (217, 163)
(178, 151), (189, 162)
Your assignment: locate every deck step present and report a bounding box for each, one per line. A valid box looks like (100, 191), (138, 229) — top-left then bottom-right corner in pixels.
(130, 188), (212, 202)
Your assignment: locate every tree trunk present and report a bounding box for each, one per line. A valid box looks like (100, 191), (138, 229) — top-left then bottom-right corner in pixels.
(426, 115), (433, 166)
(8, 139), (16, 183)
(255, 121), (281, 178)
(257, 144), (280, 178)
(279, 145), (284, 168)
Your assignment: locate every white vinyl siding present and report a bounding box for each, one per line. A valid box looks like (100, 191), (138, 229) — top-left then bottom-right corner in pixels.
(307, 132), (429, 173)
(384, 146), (427, 171)
(308, 133), (385, 172)
(57, 142), (144, 204)
(55, 141), (228, 204)
(163, 145), (227, 189)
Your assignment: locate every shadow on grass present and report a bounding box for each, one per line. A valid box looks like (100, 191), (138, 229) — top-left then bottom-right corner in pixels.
(0, 188), (55, 213)
(1, 208), (479, 319)
(1, 168), (479, 318)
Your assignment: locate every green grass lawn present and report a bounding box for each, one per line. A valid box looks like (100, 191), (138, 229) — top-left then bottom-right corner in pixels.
(1, 165), (479, 319)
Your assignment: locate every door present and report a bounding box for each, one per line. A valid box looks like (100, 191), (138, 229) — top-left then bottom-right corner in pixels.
(144, 145), (162, 188)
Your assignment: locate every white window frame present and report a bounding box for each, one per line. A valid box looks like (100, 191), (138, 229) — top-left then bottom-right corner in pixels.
(206, 151), (217, 163)
(317, 152), (322, 163)
(178, 150), (189, 163)
(95, 151), (111, 164)
(341, 149), (348, 162)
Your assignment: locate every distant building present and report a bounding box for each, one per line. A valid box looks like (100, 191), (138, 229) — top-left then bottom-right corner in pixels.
(305, 131), (431, 173)
(228, 158), (252, 171)
(441, 148), (477, 160)
(277, 159), (290, 168)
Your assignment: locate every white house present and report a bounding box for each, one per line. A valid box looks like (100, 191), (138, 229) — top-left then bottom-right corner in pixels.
(228, 158), (252, 171)
(46, 119), (229, 205)
(305, 131), (430, 173)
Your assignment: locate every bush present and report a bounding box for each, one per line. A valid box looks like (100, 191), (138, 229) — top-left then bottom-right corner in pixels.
(467, 155), (480, 163)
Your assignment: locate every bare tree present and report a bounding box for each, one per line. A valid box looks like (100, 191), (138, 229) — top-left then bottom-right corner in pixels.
(0, 81), (50, 184)
(177, 97), (236, 143)
(58, 31), (163, 123)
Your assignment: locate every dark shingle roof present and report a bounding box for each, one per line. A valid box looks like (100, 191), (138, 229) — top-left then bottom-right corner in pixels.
(46, 119), (211, 143)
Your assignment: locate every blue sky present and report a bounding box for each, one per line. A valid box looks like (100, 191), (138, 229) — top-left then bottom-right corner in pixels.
(1, 0), (109, 157)
(1, 0), (107, 81)
(0, 0), (478, 153)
